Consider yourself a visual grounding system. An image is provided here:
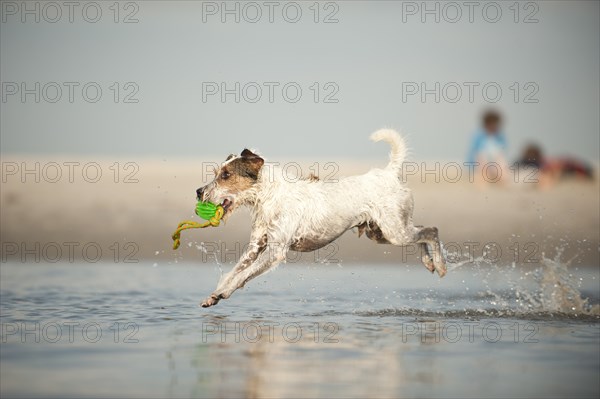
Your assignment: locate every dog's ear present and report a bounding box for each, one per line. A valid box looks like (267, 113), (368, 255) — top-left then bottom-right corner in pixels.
(241, 148), (258, 158)
(240, 148), (264, 177)
(225, 154), (235, 161)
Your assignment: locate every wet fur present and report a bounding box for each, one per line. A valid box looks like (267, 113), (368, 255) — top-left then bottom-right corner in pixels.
(197, 129), (447, 307)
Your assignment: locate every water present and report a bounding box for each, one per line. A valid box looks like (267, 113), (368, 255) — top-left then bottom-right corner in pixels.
(1, 258), (598, 398)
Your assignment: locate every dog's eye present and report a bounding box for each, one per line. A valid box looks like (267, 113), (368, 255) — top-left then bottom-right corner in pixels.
(221, 171), (231, 180)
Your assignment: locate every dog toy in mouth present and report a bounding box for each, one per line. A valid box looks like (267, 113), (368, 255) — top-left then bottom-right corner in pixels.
(171, 201), (224, 250)
(195, 201), (220, 220)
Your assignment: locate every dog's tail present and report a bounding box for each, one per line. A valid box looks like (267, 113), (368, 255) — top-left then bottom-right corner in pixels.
(370, 129), (407, 170)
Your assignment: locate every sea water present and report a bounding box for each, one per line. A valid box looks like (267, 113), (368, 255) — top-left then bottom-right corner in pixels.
(1, 256), (598, 398)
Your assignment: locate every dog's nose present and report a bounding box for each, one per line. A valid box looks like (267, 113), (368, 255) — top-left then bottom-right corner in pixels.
(196, 187), (204, 201)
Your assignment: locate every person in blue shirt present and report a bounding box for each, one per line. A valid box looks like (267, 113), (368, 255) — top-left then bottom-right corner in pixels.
(467, 110), (508, 184)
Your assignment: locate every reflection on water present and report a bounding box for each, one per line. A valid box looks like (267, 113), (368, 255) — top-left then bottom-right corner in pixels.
(1, 260), (598, 398)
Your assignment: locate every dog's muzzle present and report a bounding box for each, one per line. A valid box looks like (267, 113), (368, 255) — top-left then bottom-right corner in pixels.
(196, 187), (233, 213)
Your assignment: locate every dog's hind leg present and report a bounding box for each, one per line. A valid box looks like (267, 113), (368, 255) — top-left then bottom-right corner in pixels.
(414, 226), (446, 277)
(365, 219), (446, 277)
(419, 243), (436, 274)
(359, 220), (431, 273)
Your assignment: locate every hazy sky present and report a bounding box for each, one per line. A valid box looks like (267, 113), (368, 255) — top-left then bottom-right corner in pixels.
(1, 1), (599, 161)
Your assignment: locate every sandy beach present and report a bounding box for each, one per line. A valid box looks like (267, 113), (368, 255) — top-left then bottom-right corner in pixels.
(1, 157), (598, 267)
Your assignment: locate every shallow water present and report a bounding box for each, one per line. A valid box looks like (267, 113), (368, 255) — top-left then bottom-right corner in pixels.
(1, 260), (599, 398)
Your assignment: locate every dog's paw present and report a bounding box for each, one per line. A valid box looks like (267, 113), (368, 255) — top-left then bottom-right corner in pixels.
(421, 255), (435, 273)
(200, 294), (221, 308)
(434, 262), (447, 278)
(423, 255), (447, 278)
(436, 265), (447, 278)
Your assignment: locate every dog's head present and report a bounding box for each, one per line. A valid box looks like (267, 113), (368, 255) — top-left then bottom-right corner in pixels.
(196, 149), (264, 219)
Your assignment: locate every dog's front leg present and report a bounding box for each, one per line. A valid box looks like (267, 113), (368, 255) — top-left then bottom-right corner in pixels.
(200, 231), (268, 308)
(200, 240), (287, 308)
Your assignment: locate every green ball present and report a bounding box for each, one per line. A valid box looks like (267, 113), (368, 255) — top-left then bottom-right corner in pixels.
(195, 201), (218, 220)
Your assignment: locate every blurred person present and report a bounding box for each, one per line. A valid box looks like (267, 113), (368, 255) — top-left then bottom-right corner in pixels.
(515, 143), (594, 188)
(467, 110), (509, 185)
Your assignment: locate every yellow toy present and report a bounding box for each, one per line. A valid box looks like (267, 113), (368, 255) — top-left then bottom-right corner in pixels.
(171, 202), (224, 250)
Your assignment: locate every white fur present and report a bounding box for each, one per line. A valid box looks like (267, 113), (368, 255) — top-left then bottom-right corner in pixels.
(200, 129), (446, 307)
(370, 129), (407, 169)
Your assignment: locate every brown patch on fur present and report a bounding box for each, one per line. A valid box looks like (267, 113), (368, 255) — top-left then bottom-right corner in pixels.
(215, 151), (265, 194)
(241, 148), (258, 157)
(217, 163), (256, 192)
(357, 222), (367, 237)
(306, 173), (320, 182)
(356, 221), (390, 244)
(234, 149), (264, 179)
(290, 235), (340, 252)
(237, 234), (268, 272)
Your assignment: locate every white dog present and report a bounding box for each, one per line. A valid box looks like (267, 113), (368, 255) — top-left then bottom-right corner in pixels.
(197, 129), (447, 307)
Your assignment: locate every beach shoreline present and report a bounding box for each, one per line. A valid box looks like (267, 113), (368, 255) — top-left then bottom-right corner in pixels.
(1, 158), (598, 267)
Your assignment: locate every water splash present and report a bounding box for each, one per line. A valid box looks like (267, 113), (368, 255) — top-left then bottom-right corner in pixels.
(443, 245), (599, 318)
(515, 249), (599, 316)
(195, 241), (224, 278)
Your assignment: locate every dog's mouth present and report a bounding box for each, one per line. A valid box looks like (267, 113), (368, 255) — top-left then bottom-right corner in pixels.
(221, 198), (233, 213)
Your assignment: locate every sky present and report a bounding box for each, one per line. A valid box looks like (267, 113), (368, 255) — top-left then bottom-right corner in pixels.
(1, 0), (599, 162)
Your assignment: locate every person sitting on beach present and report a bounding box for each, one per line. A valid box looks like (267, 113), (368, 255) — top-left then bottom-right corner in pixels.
(514, 144), (594, 188)
(467, 110), (508, 184)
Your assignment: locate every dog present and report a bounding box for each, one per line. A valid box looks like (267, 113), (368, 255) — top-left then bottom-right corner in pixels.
(196, 129), (447, 308)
